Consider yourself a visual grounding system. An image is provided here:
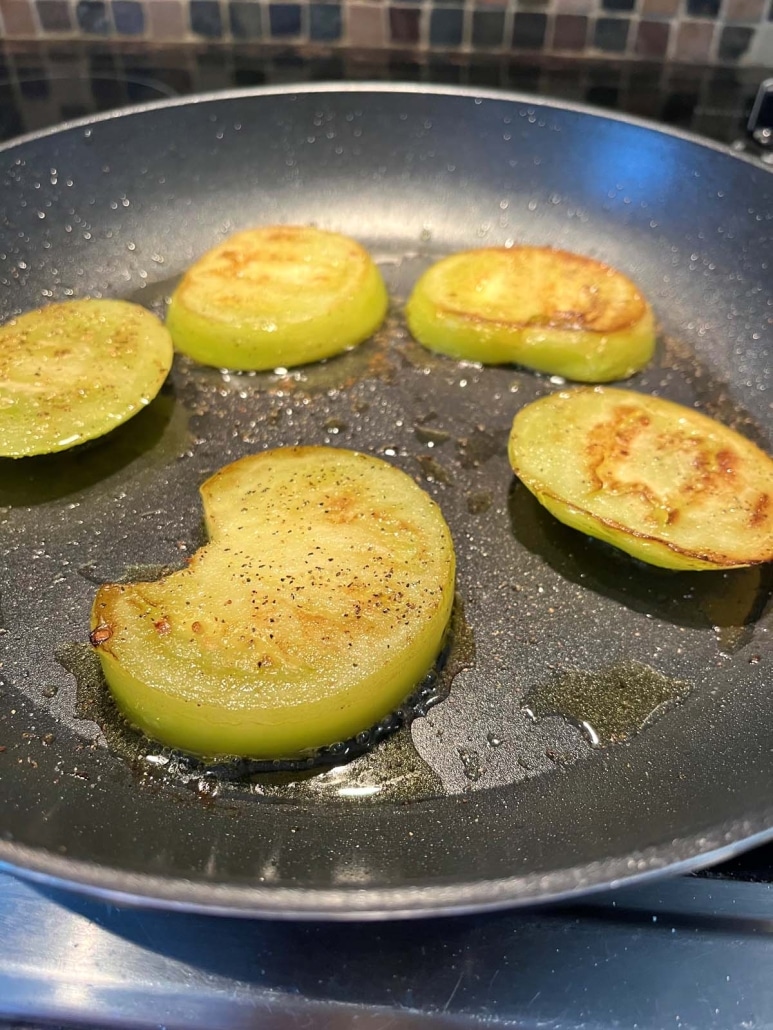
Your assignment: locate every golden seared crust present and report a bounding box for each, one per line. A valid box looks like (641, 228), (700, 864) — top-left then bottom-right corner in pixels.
(406, 246), (655, 381)
(508, 388), (773, 570)
(166, 225), (388, 370)
(428, 247), (648, 334)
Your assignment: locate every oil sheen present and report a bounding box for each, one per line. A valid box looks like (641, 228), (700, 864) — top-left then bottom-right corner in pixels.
(523, 661), (692, 747)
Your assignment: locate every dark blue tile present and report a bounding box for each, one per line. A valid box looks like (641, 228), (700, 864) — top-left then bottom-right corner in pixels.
(75, 0), (111, 35)
(229, 0), (262, 37)
(472, 9), (505, 47)
(309, 3), (341, 40)
(190, 0), (223, 36)
(269, 3), (302, 36)
(593, 16), (629, 49)
(686, 0), (720, 15)
(429, 6), (463, 45)
(36, 0), (73, 31)
(603, 0), (636, 11)
(512, 11), (547, 47)
(113, 0), (144, 35)
(718, 24), (753, 57)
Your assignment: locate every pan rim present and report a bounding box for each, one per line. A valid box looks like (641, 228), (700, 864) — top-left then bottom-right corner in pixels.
(1, 81), (772, 919)
(3, 814), (773, 919)
(0, 80), (770, 177)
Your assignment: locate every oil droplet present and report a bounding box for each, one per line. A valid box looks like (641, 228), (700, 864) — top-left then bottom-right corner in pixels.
(456, 426), (508, 469)
(324, 417), (348, 435)
(416, 455), (454, 485)
(414, 424), (451, 447)
(466, 490), (493, 514)
(522, 661), (692, 747)
(486, 732), (503, 747)
(459, 747), (482, 781)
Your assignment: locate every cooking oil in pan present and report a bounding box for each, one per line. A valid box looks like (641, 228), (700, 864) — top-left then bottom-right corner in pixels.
(57, 599), (475, 805)
(523, 661), (692, 748)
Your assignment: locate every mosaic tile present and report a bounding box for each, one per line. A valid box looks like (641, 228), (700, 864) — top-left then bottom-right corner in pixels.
(685, 0), (720, 16)
(723, 0), (764, 21)
(229, 0), (263, 37)
(310, 3), (342, 39)
(718, 22), (753, 54)
(269, 2), (302, 35)
(471, 8), (505, 45)
(76, 0), (112, 34)
(190, 0), (222, 36)
(673, 18), (715, 59)
(429, 5), (463, 43)
(346, 3), (385, 45)
(635, 18), (670, 53)
(1, 0), (39, 35)
(640, 0), (679, 17)
(146, 0), (185, 39)
(388, 6), (421, 42)
(602, 0), (635, 12)
(36, 0), (73, 31)
(512, 10), (547, 46)
(113, 0), (144, 34)
(593, 14), (629, 47)
(1, 0), (771, 71)
(553, 0), (594, 17)
(552, 13), (588, 47)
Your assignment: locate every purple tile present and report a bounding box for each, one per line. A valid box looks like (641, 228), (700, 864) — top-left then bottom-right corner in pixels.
(36, 0), (73, 30)
(673, 19), (714, 59)
(389, 6), (420, 43)
(346, 4), (385, 46)
(553, 13), (588, 47)
(635, 18), (669, 54)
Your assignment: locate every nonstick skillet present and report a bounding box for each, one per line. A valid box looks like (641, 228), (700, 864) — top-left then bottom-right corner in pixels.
(0, 84), (771, 919)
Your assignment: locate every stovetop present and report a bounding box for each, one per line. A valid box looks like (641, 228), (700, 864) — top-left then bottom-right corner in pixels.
(1, 41), (773, 1030)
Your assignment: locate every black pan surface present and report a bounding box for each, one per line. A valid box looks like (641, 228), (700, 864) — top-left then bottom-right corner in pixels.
(0, 84), (772, 919)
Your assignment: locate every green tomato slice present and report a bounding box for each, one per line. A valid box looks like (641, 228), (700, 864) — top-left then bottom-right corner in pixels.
(0, 299), (174, 458)
(406, 246), (655, 382)
(166, 225), (388, 371)
(91, 447), (456, 760)
(508, 387), (773, 570)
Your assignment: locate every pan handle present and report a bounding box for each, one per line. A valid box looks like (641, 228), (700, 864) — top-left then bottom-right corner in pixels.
(744, 78), (773, 164)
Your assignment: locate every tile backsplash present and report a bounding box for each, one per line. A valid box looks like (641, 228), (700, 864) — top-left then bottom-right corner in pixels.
(0, 0), (771, 65)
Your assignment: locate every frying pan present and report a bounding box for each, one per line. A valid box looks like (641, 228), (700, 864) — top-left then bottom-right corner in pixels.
(0, 84), (772, 919)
